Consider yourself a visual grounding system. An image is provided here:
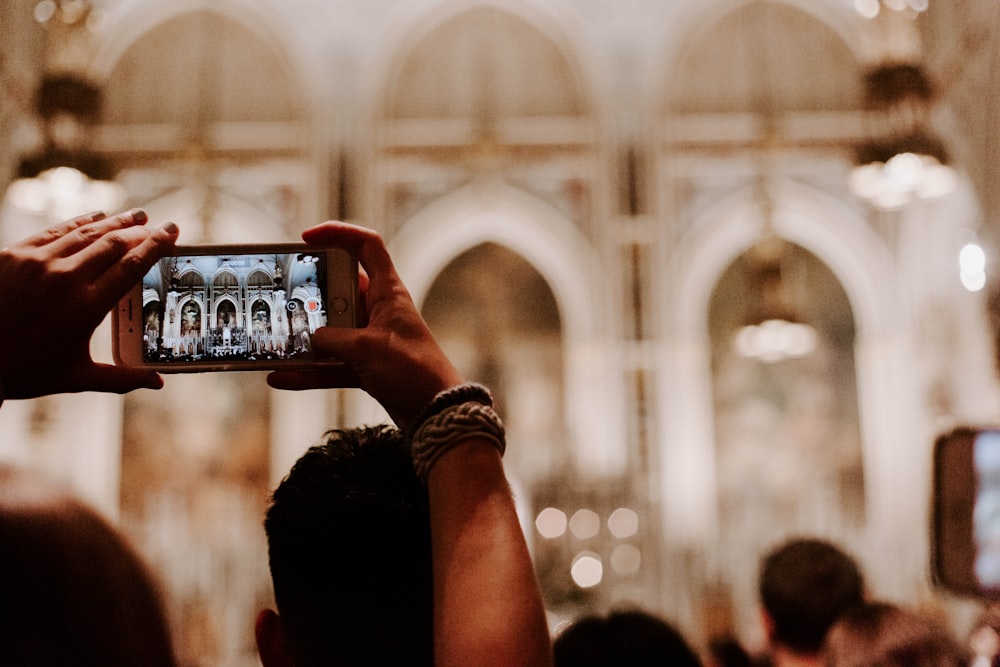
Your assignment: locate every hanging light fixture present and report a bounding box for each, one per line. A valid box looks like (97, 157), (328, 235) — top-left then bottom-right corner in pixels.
(732, 2), (817, 364)
(734, 235), (818, 364)
(7, 72), (124, 221)
(848, 0), (956, 210)
(848, 62), (957, 210)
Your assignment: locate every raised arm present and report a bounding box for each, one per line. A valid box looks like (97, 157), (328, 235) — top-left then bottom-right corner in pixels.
(268, 221), (552, 667)
(0, 209), (179, 401)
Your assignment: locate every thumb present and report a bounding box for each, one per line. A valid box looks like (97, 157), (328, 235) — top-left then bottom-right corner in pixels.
(75, 364), (164, 395)
(309, 326), (367, 364)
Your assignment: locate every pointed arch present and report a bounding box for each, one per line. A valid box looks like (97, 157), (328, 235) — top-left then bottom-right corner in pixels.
(655, 179), (895, 548)
(390, 182), (627, 476)
(361, 0), (602, 121)
(89, 0), (317, 116)
(648, 0), (863, 105)
(671, 180), (894, 341)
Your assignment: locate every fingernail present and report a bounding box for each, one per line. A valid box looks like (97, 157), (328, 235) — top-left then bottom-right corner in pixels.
(87, 210), (107, 221)
(129, 208), (148, 224)
(159, 221), (179, 236)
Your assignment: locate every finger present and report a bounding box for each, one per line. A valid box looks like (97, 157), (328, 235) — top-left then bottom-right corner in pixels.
(79, 364), (165, 394)
(307, 325), (370, 360)
(88, 222), (180, 311)
(267, 366), (361, 391)
(47, 208), (149, 259)
(36, 363), (164, 397)
(19, 211), (108, 249)
(356, 270), (370, 326)
(301, 221), (399, 282)
(70, 219), (175, 287)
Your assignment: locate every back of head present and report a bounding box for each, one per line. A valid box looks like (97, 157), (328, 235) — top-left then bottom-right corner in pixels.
(553, 609), (702, 667)
(823, 601), (968, 667)
(0, 465), (177, 667)
(759, 537), (864, 656)
(263, 425), (434, 666)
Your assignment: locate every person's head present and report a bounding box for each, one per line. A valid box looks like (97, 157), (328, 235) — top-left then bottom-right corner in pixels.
(823, 601), (967, 667)
(758, 537), (864, 657)
(0, 465), (177, 667)
(255, 425), (434, 667)
(553, 608), (702, 667)
(707, 636), (753, 667)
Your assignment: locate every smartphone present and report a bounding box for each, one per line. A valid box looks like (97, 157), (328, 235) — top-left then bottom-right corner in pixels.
(932, 426), (1000, 599)
(113, 243), (358, 372)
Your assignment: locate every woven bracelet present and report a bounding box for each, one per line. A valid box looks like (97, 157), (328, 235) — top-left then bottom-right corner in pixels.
(407, 382), (493, 440)
(411, 401), (506, 483)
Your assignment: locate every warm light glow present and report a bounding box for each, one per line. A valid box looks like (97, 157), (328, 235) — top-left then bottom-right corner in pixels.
(535, 507), (568, 539)
(6, 167), (125, 222)
(960, 242), (987, 293)
(855, 0), (929, 15)
(570, 552), (603, 588)
(610, 544), (641, 576)
(607, 507), (639, 539)
(734, 319), (817, 363)
(569, 509), (600, 540)
(34, 0), (56, 22)
(854, 0), (880, 18)
(848, 153), (957, 210)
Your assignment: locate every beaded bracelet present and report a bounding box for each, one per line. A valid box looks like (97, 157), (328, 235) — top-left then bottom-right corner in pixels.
(410, 401), (506, 484)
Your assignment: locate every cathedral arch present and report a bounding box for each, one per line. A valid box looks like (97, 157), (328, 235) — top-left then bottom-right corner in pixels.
(391, 182), (627, 477)
(654, 179), (894, 548)
(213, 269), (239, 289)
(651, 0), (863, 104)
(365, 0), (599, 120)
(90, 1), (316, 115)
(671, 181), (893, 341)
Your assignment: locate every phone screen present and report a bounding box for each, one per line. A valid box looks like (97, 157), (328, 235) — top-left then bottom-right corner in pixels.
(136, 248), (338, 367)
(973, 430), (1000, 589)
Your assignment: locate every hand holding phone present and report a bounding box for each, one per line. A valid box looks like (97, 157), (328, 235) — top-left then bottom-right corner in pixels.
(266, 221), (464, 432)
(113, 243), (358, 372)
(0, 209), (178, 400)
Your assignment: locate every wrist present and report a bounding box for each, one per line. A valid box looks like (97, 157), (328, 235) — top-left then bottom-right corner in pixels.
(407, 382), (494, 439)
(410, 393), (505, 484)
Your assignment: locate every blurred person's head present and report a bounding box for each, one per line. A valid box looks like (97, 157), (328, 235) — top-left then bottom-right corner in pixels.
(823, 601), (967, 667)
(255, 425), (434, 667)
(708, 636), (753, 667)
(553, 608), (702, 667)
(759, 537), (864, 659)
(0, 464), (177, 667)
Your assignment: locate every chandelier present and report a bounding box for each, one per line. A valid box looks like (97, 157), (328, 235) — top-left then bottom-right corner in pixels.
(848, 62), (956, 210)
(733, 233), (817, 364)
(7, 73), (123, 221)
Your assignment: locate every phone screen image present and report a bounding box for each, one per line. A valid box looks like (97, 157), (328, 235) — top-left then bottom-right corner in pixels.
(139, 250), (331, 366)
(973, 430), (1000, 589)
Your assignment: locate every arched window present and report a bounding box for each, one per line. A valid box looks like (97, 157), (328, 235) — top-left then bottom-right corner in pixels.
(213, 270), (238, 289)
(247, 268), (273, 288)
(421, 242), (565, 482)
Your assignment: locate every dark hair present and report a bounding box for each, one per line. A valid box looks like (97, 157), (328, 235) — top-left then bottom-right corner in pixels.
(823, 601), (968, 667)
(553, 608), (702, 667)
(759, 537), (864, 655)
(0, 465), (177, 667)
(709, 636), (753, 667)
(263, 425), (433, 666)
